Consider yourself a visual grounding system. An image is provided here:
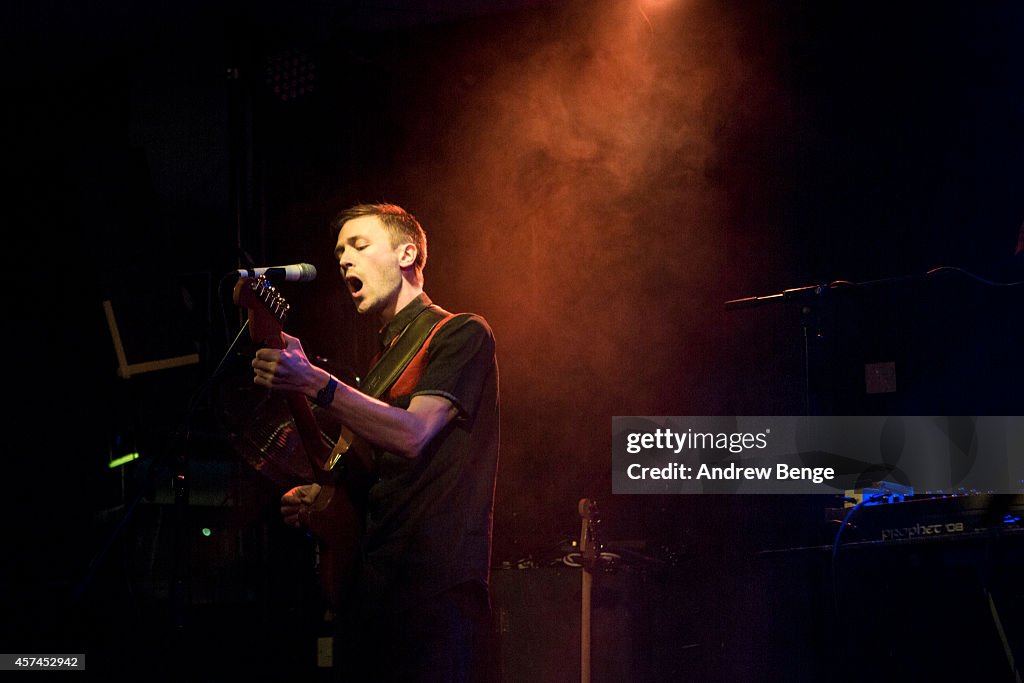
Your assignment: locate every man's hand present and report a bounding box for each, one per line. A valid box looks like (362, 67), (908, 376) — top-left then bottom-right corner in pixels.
(252, 332), (322, 394)
(281, 483), (323, 529)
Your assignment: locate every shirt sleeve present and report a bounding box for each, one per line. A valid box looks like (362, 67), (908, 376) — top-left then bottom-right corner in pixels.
(410, 313), (496, 421)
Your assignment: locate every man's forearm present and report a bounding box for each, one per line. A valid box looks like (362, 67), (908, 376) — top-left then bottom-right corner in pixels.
(313, 371), (455, 459)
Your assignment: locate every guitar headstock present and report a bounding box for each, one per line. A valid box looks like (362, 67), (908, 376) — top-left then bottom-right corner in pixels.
(233, 274), (290, 349)
(578, 498), (602, 565)
(579, 497), (599, 524)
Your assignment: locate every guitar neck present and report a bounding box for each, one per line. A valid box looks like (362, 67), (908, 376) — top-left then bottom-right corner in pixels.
(579, 498), (599, 683)
(234, 274), (334, 483)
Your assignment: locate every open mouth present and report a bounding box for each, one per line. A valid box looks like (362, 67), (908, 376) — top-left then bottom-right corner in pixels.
(346, 275), (364, 296)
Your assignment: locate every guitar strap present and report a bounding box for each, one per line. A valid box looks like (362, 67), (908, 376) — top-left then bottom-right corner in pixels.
(323, 304), (460, 476)
(359, 304), (455, 400)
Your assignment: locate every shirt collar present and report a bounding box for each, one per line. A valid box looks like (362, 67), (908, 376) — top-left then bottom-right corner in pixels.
(378, 292), (433, 349)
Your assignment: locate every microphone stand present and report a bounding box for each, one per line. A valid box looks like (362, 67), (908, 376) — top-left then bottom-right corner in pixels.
(723, 266), (1024, 416)
(724, 274), (920, 415)
(165, 319), (259, 682)
(72, 320), (252, 636)
(725, 282), (836, 416)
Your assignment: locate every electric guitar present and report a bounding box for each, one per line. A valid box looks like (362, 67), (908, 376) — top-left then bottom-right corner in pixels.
(232, 274), (365, 611)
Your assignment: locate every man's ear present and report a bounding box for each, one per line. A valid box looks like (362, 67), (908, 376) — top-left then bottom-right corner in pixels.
(397, 242), (418, 269)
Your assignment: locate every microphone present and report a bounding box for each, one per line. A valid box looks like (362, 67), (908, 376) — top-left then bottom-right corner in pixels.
(236, 263), (317, 283)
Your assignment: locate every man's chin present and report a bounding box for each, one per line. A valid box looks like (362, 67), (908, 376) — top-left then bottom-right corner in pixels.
(353, 296), (377, 315)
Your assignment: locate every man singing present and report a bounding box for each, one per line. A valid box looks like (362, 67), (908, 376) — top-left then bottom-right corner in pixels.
(250, 203), (499, 682)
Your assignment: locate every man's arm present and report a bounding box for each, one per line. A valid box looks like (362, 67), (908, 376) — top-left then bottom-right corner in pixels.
(324, 384), (458, 459)
(252, 332), (457, 459)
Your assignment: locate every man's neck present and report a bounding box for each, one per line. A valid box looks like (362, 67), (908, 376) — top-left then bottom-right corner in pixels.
(377, 281), (424, 326)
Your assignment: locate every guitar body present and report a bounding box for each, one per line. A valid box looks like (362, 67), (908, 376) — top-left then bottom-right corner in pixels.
(302, 461), (362, 611)
(233, 275), (366, 611)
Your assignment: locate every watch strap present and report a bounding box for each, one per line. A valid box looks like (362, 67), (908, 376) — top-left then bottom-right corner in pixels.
(313, 375), (338, 408)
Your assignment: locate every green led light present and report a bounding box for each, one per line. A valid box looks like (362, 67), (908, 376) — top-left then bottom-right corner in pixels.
(108, 452), (140, 469)
(201, 528), (212, 537)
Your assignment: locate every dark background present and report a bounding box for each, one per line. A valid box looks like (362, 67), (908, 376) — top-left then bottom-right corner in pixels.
(4, 1), (1023, 681)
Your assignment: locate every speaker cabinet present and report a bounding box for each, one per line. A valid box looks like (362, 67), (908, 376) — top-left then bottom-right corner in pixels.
(491, 566), (643, 682)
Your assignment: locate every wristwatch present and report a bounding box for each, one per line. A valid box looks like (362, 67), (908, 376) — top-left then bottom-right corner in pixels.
(313, 375), (338, 408)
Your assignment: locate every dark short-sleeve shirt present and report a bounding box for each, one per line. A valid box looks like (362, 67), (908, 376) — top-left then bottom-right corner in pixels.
(358, 293), (500, 613)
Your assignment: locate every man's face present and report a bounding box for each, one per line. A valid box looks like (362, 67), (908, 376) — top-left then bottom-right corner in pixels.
(335, 215), (409, 316)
